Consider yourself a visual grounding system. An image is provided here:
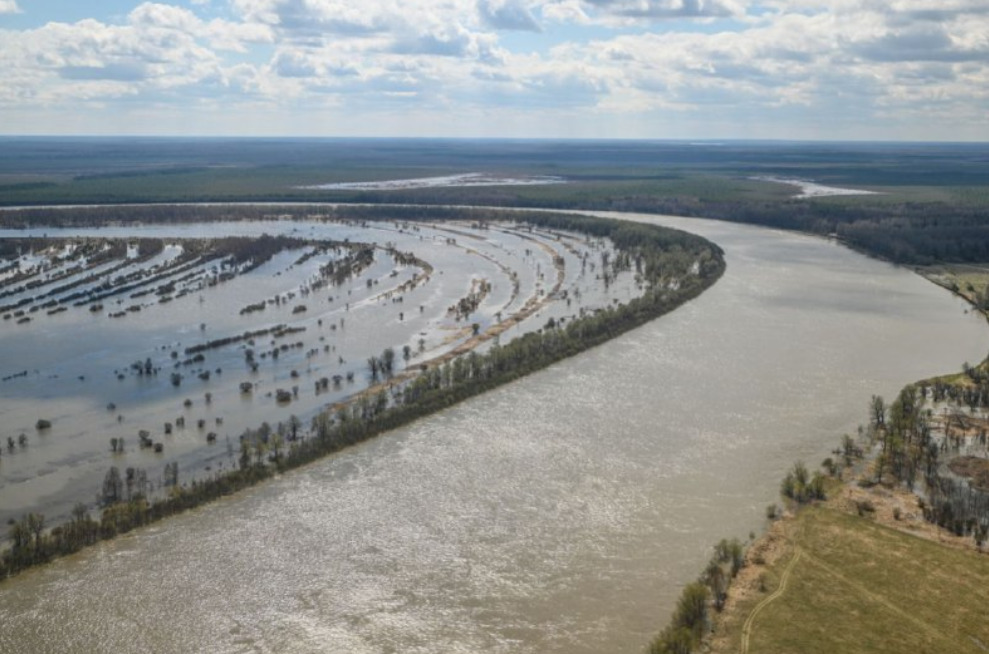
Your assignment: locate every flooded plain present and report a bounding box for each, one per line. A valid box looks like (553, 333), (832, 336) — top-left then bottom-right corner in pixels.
(1, 210), (988, 654)
(0, 217), (636, 527)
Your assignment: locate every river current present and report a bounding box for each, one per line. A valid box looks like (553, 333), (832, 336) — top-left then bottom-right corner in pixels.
(1, 211), (986, 654)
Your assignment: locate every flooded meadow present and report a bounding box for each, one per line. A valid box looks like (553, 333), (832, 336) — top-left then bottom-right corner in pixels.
(0, 215), (638, 527)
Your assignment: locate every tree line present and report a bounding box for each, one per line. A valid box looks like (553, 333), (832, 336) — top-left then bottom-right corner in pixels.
(871, 361), (989, 546)
(0, 209), (725, 581)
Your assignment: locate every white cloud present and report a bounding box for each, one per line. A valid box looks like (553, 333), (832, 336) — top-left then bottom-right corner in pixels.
(583, 0), (747, 20)
(480, 1), (989, 132)
(0, 0), (987, 138)
(479, 0), (542, 31)
(129, 2), (201, 30)
(0, 0), (20, 15)
(230, 0), (391, 34)
(0, 7), (230, 109)
(541, 0), (592, 24)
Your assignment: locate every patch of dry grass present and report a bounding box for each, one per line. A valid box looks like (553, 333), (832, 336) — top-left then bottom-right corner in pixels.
(711, 501), (989, 654)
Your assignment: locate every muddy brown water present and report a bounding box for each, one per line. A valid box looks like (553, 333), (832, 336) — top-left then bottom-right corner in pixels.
(0, 211), (986, 654)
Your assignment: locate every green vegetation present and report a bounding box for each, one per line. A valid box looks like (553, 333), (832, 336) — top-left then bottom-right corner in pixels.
(690, 358), (989, 654)
(5, 139), (989, 642)
(779, 461), (827, 505)
(650, 536), (748, 654)
(725, 506), (989, 654)
(0, 206), (725, 581)
(650, 582), (710, 654)
(5, 172), (987, 264)
(2, 140), (988, 266)
(865, 363), (989, 544)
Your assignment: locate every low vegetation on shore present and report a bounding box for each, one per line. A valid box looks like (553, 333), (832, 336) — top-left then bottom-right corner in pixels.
(712, 501), (989, 654)
(651, 339), (989, 653)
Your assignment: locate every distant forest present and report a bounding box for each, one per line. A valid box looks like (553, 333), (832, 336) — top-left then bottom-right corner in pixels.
(1, 139), (987, 266)
(317, 182), (989, 266)
(549, 196), (989, 266)
(341, 191), (989, 266)
(4, 194), (986, 266)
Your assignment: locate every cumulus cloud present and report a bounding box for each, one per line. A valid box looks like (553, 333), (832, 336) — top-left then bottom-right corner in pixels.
(0, 0), (20, 15)
(230, 0), (390, 35)
(60, 62), (151, 82)
(270, 47), (359, 78)
(271, 49), (319, 77)
(541, 0), (592, 24)
(1, 0), (988, 138)
(0, 4), (238, 109)
(479, 0), (542, 31)
(583, 0), (746, 19)
(853, 25), (971, 62)
(129, 2), (201, 29)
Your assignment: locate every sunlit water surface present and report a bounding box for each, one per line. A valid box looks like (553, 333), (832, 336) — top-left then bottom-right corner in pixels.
(1, 211), (987, 654)
(0, 219), (633, 527)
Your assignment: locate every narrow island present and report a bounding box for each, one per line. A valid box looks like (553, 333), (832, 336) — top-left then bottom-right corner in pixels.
(0, 203), (726, 580)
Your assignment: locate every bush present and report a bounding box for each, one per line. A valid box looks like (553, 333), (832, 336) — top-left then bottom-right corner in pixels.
(781, 461), (826, 504)
(649, 582), (710, 654)
(856, 500), (876, 517)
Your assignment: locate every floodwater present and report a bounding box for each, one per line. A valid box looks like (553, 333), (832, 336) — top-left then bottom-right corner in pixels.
(300, 172), (566, 190)
(0, 219), (634, 528)
(1, 210), (987, 654)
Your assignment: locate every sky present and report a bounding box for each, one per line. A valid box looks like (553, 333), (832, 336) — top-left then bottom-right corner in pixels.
(0, 0), (987, 140)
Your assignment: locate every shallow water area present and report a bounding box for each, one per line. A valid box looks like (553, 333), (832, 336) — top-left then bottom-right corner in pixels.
(0, 217), (634, 527)
(753, 175), (881, 198)
(1, 209), (987, 654)
(299, 173), (567, 191)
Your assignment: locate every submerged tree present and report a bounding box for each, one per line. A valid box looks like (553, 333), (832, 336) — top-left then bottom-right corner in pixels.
(101, 467), (123, 506)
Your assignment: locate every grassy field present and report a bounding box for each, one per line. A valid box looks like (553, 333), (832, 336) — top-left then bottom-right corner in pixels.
(714, 504), (989, 654)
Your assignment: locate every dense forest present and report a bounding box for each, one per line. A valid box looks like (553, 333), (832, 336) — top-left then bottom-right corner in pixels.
(1, 139), (986, 266)
(0, 206), (725, 579)
(333, 192), (989, 266)
(4, 190), (985, 265)
(871, 365), (989, 545)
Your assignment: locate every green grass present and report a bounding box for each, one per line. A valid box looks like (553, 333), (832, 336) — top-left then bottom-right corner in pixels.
(729, 507), (989, 654)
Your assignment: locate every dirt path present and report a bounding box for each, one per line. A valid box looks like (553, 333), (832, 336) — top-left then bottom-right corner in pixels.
(740, 548), (802, 654)
(739, 536), (960, 654)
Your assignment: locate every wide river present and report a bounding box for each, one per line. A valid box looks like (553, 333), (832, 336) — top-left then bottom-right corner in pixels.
(1, 210), (987, 654)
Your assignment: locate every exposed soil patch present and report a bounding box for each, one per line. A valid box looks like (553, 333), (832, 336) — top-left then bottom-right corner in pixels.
(949, 455), (989, 491)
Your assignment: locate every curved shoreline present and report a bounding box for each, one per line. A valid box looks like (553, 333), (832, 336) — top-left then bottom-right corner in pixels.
(0, 205), (726, 582)
(5, 200), (984, 653)
(685, 274), (989, 654)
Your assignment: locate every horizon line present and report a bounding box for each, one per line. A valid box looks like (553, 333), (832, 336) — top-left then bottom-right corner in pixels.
(0, 134), (987, 146)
